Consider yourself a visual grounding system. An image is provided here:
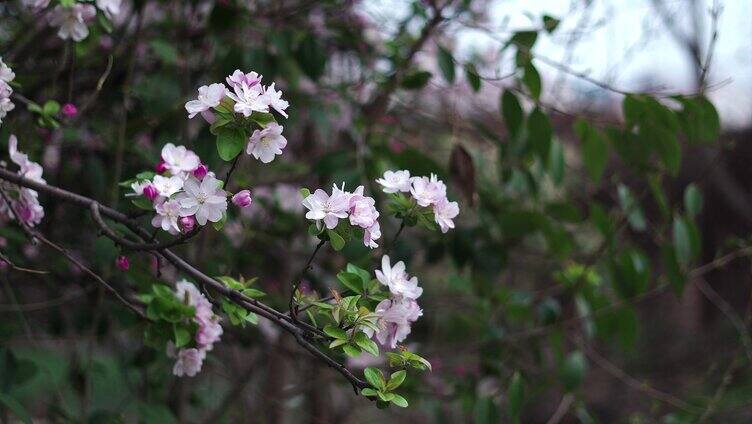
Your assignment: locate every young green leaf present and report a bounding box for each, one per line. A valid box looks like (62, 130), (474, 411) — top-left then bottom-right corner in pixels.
(364, 367), (386, 391)
(508, 372), (524, 422)
(386, 370), (407, 391)
(437, 46), (456, 83)
(216, 127), (246, 161)
(560, 351), (587, 391)
(390, 394), (409, 408)
(327, 229), (346, 251)
(684, 184), (703, 218)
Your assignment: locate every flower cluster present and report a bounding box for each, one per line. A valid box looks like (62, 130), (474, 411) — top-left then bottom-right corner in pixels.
(169, 281), (223, 377)
(377, 170), (460, 233)
(126, 143), (251, 234)
(23, 0), (121, 42)
(0, 58), (15, 126)
(185, 69), (289, 163)
(302, 184), (381, 248)
(369, 256), (423, 348)
(0, 136), (45, 227)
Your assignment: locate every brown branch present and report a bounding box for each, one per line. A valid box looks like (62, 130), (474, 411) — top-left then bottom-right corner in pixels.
(0, 167), (360, 390)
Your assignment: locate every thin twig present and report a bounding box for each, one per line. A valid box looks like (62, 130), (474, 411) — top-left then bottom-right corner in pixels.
(32, 231), (146, 319)
(289, 239), (327, 321)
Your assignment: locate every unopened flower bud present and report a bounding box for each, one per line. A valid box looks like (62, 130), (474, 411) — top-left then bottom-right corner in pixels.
(155, 160), (167, 173)
(143, 184), (158, 201)
(179, 216), (196, 233)
(62, 103), (78, 117)
(116, 255), (129, 271)
(193, 164), (208, 180)
(232, 190), (252, 208)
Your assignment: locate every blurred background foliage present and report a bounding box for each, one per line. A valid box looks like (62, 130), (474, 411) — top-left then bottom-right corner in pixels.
(1, 0), (751, 422)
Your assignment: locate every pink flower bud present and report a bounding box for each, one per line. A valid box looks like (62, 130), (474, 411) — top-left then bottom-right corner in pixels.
(62, 103), (78, 117)
(179, 216), (196, 233)
(193, 164), (208, 180)
(143, 184), (158, 201)
(116, 255), (129, 271)
(232, 190), (252, 208)
(155, 160), (167, 173)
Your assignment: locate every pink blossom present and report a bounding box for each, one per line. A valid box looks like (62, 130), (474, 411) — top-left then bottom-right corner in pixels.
(364, 222), (381, 249)
(172, 348), (205, 377)
(302, 184), (350, 230)
(376, 170), (411, 193)
(61, 103), (78, 117)
(226, 70), (261, 90)
(374, 298), (422, 349)
(49, 4), (96, 42)
(151, 199), (182, 234)
(247, 123), (287, 163)
(116, 255), (129, 271)
(433, 197), (459, 233)
(232, 190), (252, 208)
(192, 164), (208, 180)
(155, 160), (167, 173)
(185, 83), (226, 119)
(410, 174), (447, 207)
(179, 216), (196, 233)
(142, 184), (158, 201)
(261, 83), (289, 118)
(375, 255), (422, 300)
(161, 143), (200, 176)
(348, 186), (379, 229)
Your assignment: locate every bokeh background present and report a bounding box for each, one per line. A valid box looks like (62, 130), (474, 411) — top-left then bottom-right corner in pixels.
(1, 0), (751, 422)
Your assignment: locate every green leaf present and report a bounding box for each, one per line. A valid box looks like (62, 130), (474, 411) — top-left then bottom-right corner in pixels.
(364, 367), (385, 390)
(523, 63), (541, 99)
(464, 64), (481, 92)
(343, 344), (361, 357)
(501, 91), (524, 139)
(401, 70), (433, 89)
(390, 393), (409, 407)
(361, 388), (378, 397)
(560, 351), (587, 391)
(0, 393), (31, 424)
(337, 271), (364, 294)
(437, 46), (455, 83)
(173, 326), (191, 348)
(527, 107), (551, 160)
(296, 35), (327, 80)
(673, 216), (696, 266)
(43, 100), (60, 116)
(548, 140), (565, 185)
(131, 197), (154, 211)
(327, 229), (345, 251)
(575, 119), (608, 183)
(216, 126), (246, 161)
(323, 325), (347, 340)
(618, 185), (647, 232)
(299, 188), (311, 198)
(353, 332), (379, 356)
(149, 40), (179, 65)
(508, 372), (524, 422)
(684, 184), (703, 218)
(250, 111), (277, 127)
(386, 370), (407, 391)
(662, 245), (686, 295)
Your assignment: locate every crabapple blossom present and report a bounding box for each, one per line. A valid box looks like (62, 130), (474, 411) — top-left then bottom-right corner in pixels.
(179, 215), (196, 234)
(177, 175), (228, 226)
(226, 70), (261, 90)
(172, 348), (205, 377)
(247, 122), (287, 163)
(170, 280), (223, 377)
(185, 83), (226, 119)
(143, 184), (158, 201)
(0, 58), (15, 83)
(61, 103), (78, 117)
(433, 197), (459, 233)
(373, 298), (422, 349)
(261, 83), (289, 118)
(152, 175), (184, 198)
(161, 143), (200, 176)
(130, 181), (150, 196)
(116, 255), (129, 271)
(410, 173), (447, 207)
(363, 221), (381, 249)
(348, 186), (379, 229)
(0, 81), (15, 125)
(22, 0), (50, 11)
(193, 164), (208, 180)
(2, 136), (46, 227)
(376, 170), (412, 193)
(49, 4), (96, 42)
(227, 80), (268, 117)
(302, 185), (351, 230)
(151, 199), (183, 235)
(96, 0), (121, 20)
(375, 255), (423, 301)
(232, 190), (253, 208)
(155, 160), (167, 173)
